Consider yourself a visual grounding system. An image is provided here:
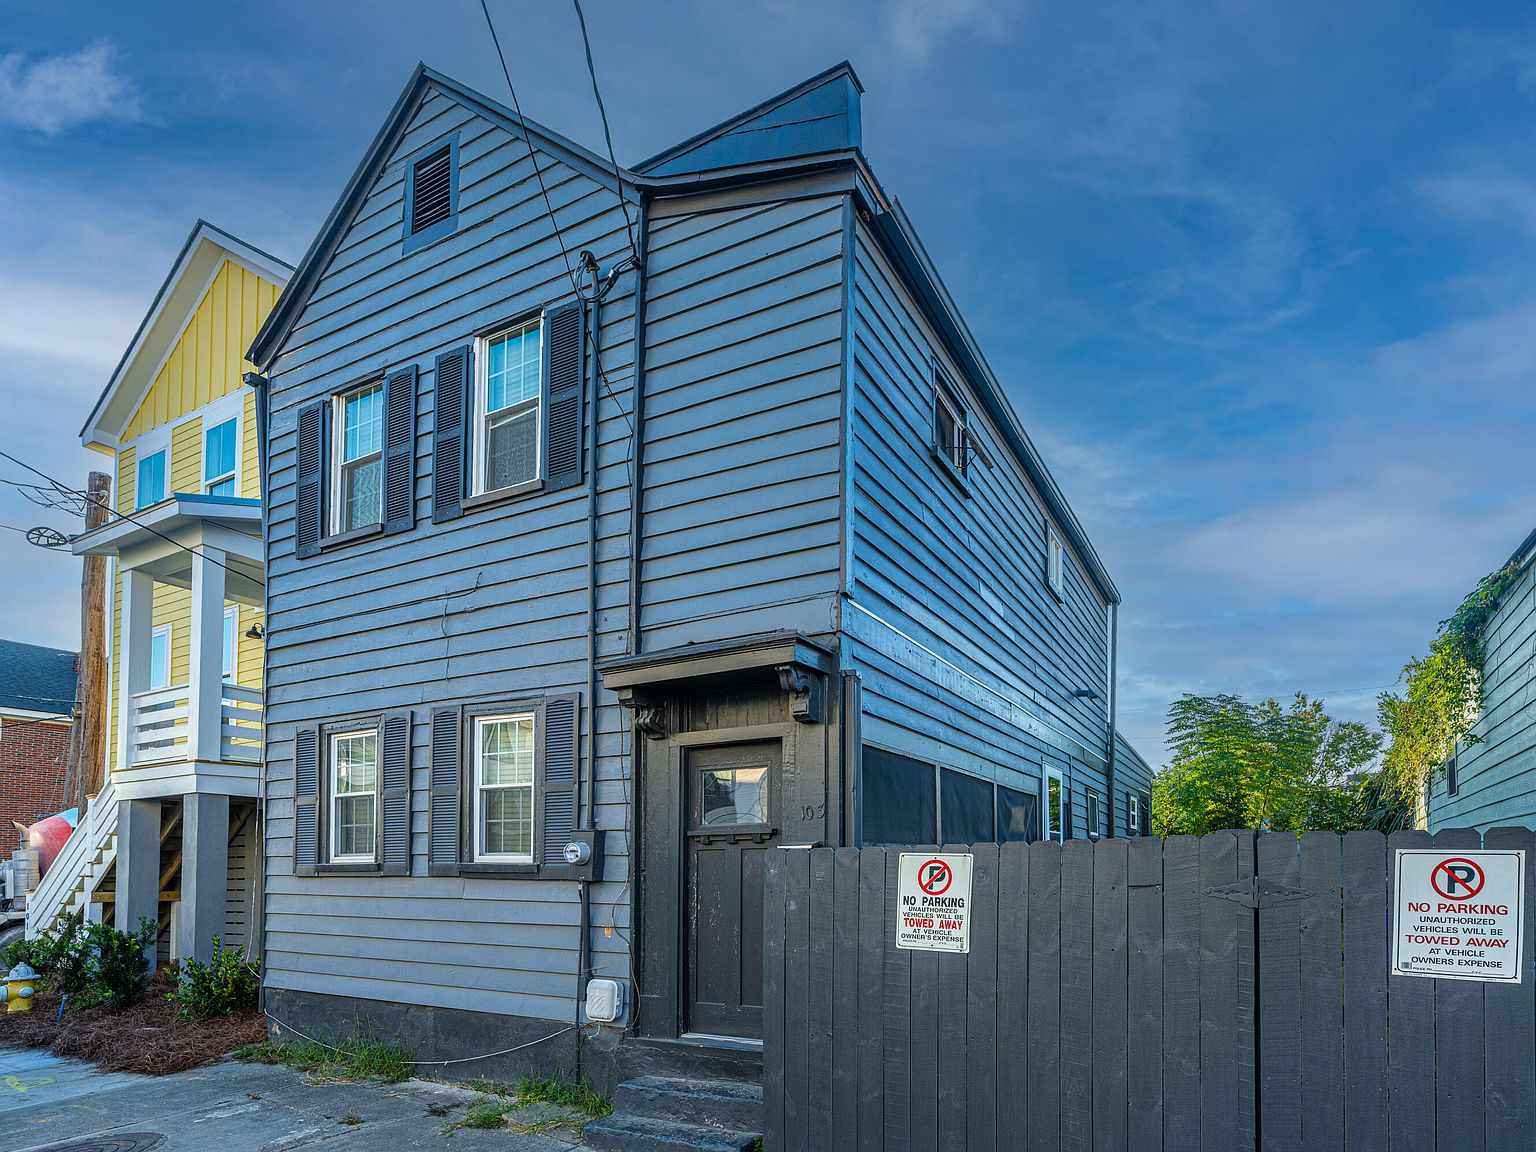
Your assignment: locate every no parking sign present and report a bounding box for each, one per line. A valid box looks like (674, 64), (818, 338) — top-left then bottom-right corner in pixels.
(1392, 849), (1525, 982)
(896, 853), (973, 953)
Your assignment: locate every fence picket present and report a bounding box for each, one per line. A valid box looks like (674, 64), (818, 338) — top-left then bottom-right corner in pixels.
(1431, 827), (1486, 1152)
(1028, 839), (1064, 1152)
(967, 842), (1000, 1152)
(784, 847), (812, 1152)
(882, 848), (912, 1152)
(1257, 832), (1302, 1152)
(809, 849), (836, 1138)
(1061, 840), (1096, 1152)
(1126, 836), (1164, 1152)
(1162, 836), (1202, 1151)
(1297, 831), (1343, 1152)
(997, 841), (1032, 1152)
(1341, 830), (1389, 1150)
(1387, 828), (1434, 1151)
(1482, 826), (1535, 1147)
(1199, 831), (1247, 1152)
(763, 849), (786, 1150)
(833, 847), (861, 1145)
(909, 845), (942, 1152)
(857, 847), (886, 1152)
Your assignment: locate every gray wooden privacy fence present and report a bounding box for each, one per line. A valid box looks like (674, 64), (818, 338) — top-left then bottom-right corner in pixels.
(761, 828), (1536, 1152)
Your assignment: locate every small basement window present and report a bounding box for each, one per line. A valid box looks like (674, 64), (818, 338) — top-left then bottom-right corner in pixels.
(404, 139), (458, 252)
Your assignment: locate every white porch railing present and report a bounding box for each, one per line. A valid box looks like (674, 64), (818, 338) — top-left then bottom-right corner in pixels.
(129, 682), (263, 766)
(26, 777), (118, 938)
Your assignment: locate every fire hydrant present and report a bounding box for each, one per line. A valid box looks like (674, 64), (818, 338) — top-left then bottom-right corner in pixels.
(3, 963), (37, 1012)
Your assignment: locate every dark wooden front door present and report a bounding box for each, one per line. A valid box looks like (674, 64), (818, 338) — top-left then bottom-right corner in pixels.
(685, 740), (782, 1039)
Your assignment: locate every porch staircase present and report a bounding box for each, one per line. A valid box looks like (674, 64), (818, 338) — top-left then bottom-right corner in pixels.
(25, 778), (119, 936)
(584, 1076), (763, 1152)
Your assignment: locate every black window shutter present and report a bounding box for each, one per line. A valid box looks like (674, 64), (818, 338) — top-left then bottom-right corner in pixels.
(1140, 791), (1152, 836)
(1063, 783), (1074, 840)
(542, 301), (586, 492)
(293, 726), (320, 875)
(381, 711), (412, 876)
(537, 696), (578, 873)
(432, 346), (471, 523)
(382, 366), (417, 535)
(428, 707), (461, 875)
(294, 400), (328, 558)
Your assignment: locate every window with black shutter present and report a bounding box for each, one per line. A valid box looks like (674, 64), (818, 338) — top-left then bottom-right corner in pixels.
(426, 695), (585, 878)
(403, 138), (459, 253)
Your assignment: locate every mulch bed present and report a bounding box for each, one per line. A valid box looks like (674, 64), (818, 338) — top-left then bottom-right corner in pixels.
(0, 973), (266, 1075)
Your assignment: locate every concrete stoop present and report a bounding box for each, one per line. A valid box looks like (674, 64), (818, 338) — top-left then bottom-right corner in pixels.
(584, 1075), (763, 1152)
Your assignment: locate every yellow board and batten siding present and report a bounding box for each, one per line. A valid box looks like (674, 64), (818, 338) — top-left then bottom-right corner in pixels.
(104, 260), (279, 776)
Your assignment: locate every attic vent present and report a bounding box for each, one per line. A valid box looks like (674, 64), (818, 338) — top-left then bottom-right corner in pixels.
(408, 145), (454, 237)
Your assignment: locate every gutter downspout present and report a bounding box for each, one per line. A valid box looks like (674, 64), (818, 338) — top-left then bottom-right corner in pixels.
(625, 198), (651, 658)
(242, 370), (271, 981)
(1105, 601), (1118, 838)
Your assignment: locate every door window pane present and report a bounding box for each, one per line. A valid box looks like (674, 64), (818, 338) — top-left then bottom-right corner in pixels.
(861, 747), (936, 846)
(939, 767), (994, 844)
(997, 785), (1040, 844)
(149, 626), (171, 690)
(700, 765), (769, 826)
(137, 450), (167, 508)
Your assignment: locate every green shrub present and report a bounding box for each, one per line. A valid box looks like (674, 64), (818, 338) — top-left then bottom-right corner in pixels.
(167, 934), (260, 1019)
(83, 918), (157, 1009)
(12, 911), (96, 998)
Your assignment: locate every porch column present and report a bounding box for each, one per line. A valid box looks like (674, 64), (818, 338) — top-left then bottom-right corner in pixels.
(116, 568), (154, 774)
(188, 546), (227, 763)
(176, 792), (229, 964)
(115, 797), (162, 970)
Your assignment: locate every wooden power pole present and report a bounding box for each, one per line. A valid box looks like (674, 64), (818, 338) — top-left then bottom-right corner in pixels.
(65, 470), (112, 816)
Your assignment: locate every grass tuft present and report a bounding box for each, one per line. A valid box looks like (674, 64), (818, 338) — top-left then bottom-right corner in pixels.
(232, 1029), (413, 1084)
(513, 1074), (613, 1119)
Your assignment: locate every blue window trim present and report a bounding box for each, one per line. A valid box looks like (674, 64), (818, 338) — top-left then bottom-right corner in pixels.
(402, 134), (460, 255)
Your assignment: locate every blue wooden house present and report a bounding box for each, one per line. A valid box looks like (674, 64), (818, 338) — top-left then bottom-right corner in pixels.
(1428, 525), (1536, 831)
(246, 60), (1150, 1139)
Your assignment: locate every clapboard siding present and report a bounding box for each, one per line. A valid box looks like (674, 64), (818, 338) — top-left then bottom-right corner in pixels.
(637, 194), (846, 650)
(847, 220), (1111, 828)
(262, 82), (638, 1021)
(1430, 557), (1536, 831)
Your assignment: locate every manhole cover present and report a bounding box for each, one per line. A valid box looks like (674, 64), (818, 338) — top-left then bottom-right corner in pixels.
(42, 1136), (165, 1152)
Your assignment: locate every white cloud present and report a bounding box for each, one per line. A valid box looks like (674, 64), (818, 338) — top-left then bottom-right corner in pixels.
(885, 0), (1015, 65)
(0, 41), (144, 136)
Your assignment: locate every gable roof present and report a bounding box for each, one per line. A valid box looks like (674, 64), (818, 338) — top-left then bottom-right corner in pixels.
(247, 64), (639, 371)
(634, 61), (863, 176)
(81, 220), (293, 451)
(0, 639), (78, 718)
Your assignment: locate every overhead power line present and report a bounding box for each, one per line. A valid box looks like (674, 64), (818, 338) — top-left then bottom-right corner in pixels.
(571, 0), (639, 265)
(0, 449), (260, 586)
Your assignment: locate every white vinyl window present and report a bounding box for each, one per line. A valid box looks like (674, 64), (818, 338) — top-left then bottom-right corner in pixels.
(332, 383), (383, 532)
(203, 415), (239, 496)
(330, 729), (378, 862)
(149, 624), (172, 690)
(1127, 791), (1141, 837)
(1047, 528), (1066, 600)
(473, 319), (543, 495)
(222, 605), (238, 681)
(1043, 764), (1066, 843)
(473, 712), (536, 862)
(1086, 790), (1101, 840)
(136, 448), (168, 509)
(933, 383), (967, 475)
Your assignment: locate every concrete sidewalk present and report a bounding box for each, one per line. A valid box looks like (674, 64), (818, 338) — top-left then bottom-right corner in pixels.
(0, 1046), (578, 1152)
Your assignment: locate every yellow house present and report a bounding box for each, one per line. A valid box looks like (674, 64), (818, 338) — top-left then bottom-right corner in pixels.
(28, 222), (291, 964)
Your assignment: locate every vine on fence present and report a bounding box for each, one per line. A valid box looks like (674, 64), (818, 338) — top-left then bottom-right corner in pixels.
(1378, 560), (1523, 808)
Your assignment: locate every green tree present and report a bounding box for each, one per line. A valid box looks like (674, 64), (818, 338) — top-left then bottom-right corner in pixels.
(1152, 692), (1391, 835)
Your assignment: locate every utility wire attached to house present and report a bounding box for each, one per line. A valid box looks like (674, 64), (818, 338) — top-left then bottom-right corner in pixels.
(572, 0), (640, 266)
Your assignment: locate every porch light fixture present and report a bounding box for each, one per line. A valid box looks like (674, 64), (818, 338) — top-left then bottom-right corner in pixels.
(244, 621), (266, 641)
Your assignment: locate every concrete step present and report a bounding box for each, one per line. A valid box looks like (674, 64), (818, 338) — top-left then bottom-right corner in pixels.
(613, 1076), (763, 1132)
(582, 1114), (758, 1152)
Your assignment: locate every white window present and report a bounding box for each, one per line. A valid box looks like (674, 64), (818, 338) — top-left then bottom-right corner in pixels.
(1127, 792), (1141, 837)
(473, 319), (543, 495)
(1086, 790), (1101, 840)
(331, 382), (383, 532)
(1047, 529), (1066, 600)
(473, 712), (536, 862)
(222, 605), (238, 681)
(203, 414), (239, 496)
(330, 730), (378, 862)
(136, 448), (168, 509)
(933, 383), (966, 475)
(1043, 764), (1066, 843)
(149, 625), (172, 690)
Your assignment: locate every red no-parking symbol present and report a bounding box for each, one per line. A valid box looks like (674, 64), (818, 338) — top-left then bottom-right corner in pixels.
(918, 859), (953, 896)
(1431, 857), (1485, 901)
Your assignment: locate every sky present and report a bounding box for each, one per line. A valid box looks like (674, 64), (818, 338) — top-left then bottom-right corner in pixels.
(1, 0), (1534, 765)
